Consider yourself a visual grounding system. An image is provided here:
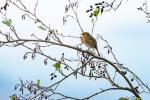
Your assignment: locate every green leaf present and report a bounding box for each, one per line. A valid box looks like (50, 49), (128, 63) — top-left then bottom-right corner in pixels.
(53, 61), (61, 70)
(2, 19), (12, 27)
(38, 25), (46, 30)
(9, 96), (14, 100)
(93, 8), (99, 17)
(34, 89), (37, 95)
(119, 97), (128, 100)
(134, 97), (141, 100)
(37, 79), (40, 87)
(41, 91), (44, 96)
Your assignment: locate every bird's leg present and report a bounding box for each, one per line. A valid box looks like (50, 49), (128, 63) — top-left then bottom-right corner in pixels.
(95, 48), (100, 56)
(87, 48), (97, 55)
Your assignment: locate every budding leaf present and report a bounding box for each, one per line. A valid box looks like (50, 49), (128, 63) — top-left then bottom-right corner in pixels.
(134, 97), (140, 100)
(37, 79), (40, 87)
(53, 61), (61, 70)
(2, 19), (12, 27)
(38, 25), (46, 30)
(119, 97), (128, 100)
(9, 96), (14, 100)
(93, 8), (99, 17)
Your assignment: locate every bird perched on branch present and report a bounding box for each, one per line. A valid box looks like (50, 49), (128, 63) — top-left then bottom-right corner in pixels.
(81, 32), (100, 56)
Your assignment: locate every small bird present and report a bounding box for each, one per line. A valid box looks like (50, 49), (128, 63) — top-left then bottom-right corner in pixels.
(81, 32), (100, 55)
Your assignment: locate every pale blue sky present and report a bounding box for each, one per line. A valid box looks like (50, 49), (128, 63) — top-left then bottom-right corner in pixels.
(0, 0), (150, 100)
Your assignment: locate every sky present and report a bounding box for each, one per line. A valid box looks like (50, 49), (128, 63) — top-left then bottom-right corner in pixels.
(0, 0), (150, 100)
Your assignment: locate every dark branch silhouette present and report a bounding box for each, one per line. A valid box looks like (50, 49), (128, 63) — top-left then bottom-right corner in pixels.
(0, 0), (150, 100)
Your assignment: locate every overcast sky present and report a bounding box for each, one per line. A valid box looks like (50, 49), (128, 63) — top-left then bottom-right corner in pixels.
(0, 0), (150, 99)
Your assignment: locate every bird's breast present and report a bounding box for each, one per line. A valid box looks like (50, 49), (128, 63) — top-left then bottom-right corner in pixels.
(81, 35), (86, 44)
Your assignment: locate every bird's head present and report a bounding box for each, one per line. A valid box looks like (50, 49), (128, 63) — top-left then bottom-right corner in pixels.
(81, 32), (86, 36)
(81, 32), (90, 36)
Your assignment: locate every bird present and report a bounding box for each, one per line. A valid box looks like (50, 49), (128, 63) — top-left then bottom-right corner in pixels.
(81, 32), (100, 56)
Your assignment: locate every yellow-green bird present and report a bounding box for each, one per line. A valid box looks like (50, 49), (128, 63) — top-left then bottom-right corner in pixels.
(81, 32), (100, 55)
